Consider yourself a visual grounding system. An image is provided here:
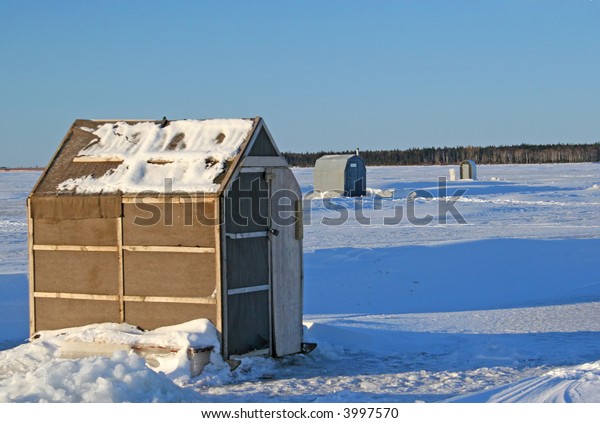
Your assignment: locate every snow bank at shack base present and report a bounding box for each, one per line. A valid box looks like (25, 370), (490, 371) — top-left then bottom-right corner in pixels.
(0, 319), (226, 402)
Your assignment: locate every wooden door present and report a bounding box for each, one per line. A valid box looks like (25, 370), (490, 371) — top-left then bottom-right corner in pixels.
(269, 168), (303, 356)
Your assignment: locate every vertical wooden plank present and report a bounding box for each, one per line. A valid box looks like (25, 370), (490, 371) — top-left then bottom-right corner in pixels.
(27, 197), (36, 336)
(117, 214), (125, 322)
(213, 199), (222, 335)
(219, 195), (229, 358)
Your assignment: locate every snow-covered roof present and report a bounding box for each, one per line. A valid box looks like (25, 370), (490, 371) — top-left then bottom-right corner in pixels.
(35, 118), (259, 195)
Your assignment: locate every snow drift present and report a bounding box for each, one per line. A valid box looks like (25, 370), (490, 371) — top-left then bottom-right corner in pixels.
(0, 319), (224, 402)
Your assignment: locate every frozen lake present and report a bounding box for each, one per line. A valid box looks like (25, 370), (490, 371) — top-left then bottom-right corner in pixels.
(0, 163), (599, 402)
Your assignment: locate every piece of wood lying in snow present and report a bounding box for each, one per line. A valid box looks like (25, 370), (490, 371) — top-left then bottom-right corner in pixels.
(59, 340), (132, 359)
(58, 340), (214, 376)
(72, 156), (124, 163)
(33, 245), (118, 252)
(122, 246), (215, 253)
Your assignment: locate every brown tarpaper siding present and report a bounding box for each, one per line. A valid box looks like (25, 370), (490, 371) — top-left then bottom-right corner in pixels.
(123, 201), (216, 247)
(34, 218), (119, 246)
(35, 298), (120, 331)
(30, 195), (122, 219)
(123, 251), (217, 297)
(124, 302), (218, 330)
(34, 251), (119, 295)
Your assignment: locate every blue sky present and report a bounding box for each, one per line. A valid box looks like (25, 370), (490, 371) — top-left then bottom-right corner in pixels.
(1, 0), (599, 166)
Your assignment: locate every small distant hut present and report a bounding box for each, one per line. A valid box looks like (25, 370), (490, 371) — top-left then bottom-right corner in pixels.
(460, 160), (477, 180)
(313, 151), (366, 197)
(27, 117), (304, 359)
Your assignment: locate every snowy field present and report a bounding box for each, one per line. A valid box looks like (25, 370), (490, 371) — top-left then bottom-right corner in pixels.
(0, 163), (599, 403)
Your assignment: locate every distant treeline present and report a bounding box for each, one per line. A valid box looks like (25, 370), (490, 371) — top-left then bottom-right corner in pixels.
(283, 143), (600, 167)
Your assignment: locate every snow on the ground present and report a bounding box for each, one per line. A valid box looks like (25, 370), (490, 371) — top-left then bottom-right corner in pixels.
(304, 239), (600, 315)
(296, 163), (600, 251)
(448, 360), (600, 403)
(0, 163), (599, 402)
(0, 274), (28, 351)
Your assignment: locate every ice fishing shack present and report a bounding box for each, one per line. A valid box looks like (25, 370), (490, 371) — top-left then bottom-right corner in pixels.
(313, 150), (366, 197)
(27, 117), (304, 359)
(460, 160), (477, 180)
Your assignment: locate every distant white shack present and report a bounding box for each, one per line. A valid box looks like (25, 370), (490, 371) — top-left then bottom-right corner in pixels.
(313, 151), (366, 197)
(460, 160), (477, 180)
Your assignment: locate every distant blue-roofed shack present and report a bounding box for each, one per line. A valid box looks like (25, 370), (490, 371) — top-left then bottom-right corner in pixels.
(314, 151), (366, 197)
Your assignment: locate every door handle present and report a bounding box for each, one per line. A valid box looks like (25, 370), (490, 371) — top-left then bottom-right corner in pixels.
(269, 228), (280, 236)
